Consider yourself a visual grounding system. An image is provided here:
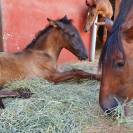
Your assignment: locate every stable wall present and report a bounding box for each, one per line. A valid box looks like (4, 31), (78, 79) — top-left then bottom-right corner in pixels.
(1, 0), (90, 63)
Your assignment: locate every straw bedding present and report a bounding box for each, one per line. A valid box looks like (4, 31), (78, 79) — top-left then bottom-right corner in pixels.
(0, 62), (133, 133)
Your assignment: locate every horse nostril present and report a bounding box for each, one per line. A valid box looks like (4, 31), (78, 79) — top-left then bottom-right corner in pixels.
(83, 27), (88, 32)
(81, 53), (88, 60)
(100, 96), (119, 115)
(83, 28), (88, 32)
(80, 57), (87, 61)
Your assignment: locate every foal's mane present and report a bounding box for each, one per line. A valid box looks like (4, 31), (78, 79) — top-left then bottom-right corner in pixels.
(99, 0), (133, 70)
(25, 25), (52, 49)
(25, 17), (72, 49)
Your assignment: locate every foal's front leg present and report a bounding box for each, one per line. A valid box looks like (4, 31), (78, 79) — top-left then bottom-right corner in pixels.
(0, 89), (33, 109)
(0, 90), (19, 109)
(0, 98), (4, 109)
(48, 69), (101, 83)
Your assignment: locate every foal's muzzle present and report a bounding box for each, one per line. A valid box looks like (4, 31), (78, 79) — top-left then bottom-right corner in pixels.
(79, 52), (88, 61)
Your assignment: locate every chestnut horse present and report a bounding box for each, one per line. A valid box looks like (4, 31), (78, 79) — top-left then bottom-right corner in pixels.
(84, 0), (113, 44)
(99, 0), (133, 114)
(0, 16), (100, 108)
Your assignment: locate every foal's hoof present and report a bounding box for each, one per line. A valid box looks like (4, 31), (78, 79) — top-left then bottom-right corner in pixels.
(17, 89), (33, 99)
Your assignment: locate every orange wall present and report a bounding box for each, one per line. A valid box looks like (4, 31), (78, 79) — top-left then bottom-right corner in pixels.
(1, 0), (90, 63)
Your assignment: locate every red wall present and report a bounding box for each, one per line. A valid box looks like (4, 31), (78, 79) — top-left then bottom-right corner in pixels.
(1, 0), (90, 63)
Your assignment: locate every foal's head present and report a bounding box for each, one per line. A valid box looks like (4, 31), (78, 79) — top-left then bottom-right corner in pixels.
(47, 16), (88, 60)
(99, 0), (133, 114)
(26, 16), (88, 60)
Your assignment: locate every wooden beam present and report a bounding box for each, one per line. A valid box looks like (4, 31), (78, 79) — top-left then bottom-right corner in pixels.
(0, 0), (3, 51)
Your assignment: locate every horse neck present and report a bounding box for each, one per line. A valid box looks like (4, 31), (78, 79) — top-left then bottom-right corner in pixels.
(34, 29), (64, 62)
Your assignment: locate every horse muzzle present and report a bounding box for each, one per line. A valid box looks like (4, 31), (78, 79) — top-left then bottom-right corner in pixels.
(99, 96), (120, 115)
(79, 53), (88, 61)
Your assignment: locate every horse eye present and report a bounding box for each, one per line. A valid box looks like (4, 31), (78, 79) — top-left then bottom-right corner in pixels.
(117, 62), (124, 68)
(114, 60), (125, 69)
(71, 33), (76, 37)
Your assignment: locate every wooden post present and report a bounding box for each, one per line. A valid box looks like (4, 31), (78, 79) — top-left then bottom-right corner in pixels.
(0, 0), (3, 51)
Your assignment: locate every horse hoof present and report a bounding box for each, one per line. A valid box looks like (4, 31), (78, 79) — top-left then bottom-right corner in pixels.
(0, 99), (5, 109)
(17, 89), (33, 99)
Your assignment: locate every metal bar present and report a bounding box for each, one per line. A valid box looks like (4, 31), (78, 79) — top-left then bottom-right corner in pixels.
(90, 16), (98, 62)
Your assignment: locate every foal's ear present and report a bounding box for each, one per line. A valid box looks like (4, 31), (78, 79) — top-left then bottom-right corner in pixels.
(47, 18), (57, 27)
(47, 18), (64, 29)
(55, 22), (65, 30)
(62, 15), (68, 20)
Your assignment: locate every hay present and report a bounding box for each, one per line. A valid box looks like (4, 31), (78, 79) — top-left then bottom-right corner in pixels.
(0, 62), (133, 133)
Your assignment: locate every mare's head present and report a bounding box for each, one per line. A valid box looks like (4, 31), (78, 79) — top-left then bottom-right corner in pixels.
(99, 0), (133, 114)
(26, 16), (88, 60)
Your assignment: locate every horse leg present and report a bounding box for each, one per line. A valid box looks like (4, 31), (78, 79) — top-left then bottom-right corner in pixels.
(0, 98), (4, 109)
(0, 89), (33, 109)
(0, 88), (19, 109)
(114, 0), (121, 20)
(48, 69), (101, 83)
(102, 27), (107, 45)
(15, 89), (33, 98)
(95, 18), (111, 46)
(0, 89), (33, 98)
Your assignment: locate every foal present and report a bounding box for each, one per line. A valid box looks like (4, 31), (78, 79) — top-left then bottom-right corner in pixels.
(0, 16), (100, 108)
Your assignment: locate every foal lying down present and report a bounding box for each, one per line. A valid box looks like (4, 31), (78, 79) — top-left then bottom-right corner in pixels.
(0, 16), (100, 108)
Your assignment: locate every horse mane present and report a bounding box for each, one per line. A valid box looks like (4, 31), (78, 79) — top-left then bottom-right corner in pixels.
(98, 0), (133, 70)
(25, 17), (72, 49)
(25, 25), (52, 49)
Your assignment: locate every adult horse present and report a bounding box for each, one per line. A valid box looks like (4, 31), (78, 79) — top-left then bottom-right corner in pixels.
(99, 0), (133, 114)
(84, 0), (113, 44)
(0, 16), (100, 108)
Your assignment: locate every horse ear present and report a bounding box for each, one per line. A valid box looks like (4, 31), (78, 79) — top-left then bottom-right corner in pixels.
(122, 21), (133, 32)
(123, 26), (133, 42)
(121, 9), (133, 41)
(61, 15), (72, 24)
(47, 18), (64, 29)
(63, 15), (68, 20)
(47, 18), (57, 27)
(121, 21), (133, 42)
(85, 0), (96, 7)
(55, 22), (65, 29)
(85, 0), (89, 6)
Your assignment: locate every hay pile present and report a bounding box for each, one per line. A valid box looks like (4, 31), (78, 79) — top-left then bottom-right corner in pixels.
(0, 62), (133, 133)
